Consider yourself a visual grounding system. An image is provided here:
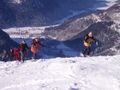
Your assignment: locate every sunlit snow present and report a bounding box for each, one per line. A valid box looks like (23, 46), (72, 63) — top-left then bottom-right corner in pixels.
(0, 56), (120, 90)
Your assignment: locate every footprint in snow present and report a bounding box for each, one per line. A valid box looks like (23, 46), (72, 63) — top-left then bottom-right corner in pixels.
(70, 83), (79, 90)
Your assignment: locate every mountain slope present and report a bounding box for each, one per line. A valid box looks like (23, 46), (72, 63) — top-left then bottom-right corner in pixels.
(0, 0), (118, 28)
(44, 4), (120, 56)
(0, 55), (120, 90)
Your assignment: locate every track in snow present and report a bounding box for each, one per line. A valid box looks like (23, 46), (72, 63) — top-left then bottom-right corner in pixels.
(0, 56), (120, 90)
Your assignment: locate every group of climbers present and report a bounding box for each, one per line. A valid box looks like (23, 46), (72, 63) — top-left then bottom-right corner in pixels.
(1, 38), (42, 62)
(0, 31), (98, 62)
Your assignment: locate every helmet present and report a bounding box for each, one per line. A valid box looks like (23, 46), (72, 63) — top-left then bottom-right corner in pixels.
(88, 32), (93, 37)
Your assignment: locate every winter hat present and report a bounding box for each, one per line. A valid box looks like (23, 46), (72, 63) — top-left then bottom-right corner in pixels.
(21, 40), (25, 44)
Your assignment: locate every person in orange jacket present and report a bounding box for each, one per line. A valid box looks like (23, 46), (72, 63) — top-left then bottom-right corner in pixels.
(31, 38), (42, 59)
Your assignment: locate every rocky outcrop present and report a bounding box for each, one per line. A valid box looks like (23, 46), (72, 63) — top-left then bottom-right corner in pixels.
(0, 29), (18, 52)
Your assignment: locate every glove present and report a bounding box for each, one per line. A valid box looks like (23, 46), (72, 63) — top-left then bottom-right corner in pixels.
(96, 42), (99, 46)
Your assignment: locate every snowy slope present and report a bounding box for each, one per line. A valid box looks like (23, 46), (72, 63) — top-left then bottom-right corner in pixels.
(10, 0), (23, 4)
(3, 27), (45, 38)
(0, 55), (120, 90)
(2, 23), (60, 38)
(95, 0), (118, 10)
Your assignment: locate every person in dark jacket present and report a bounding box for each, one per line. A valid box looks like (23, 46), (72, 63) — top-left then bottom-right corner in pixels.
(83, 32), (98, 57)
(19, 40), (29, 62)
(1, 50), (12, 62)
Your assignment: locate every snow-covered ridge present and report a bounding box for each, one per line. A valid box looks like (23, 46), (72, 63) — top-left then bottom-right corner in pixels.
(0, 55), (120, 90)
(10, 0), (23, 4)
(3, 25), (59, 38)
(96, 0), (118, 10)
(3, 27), (45, 38)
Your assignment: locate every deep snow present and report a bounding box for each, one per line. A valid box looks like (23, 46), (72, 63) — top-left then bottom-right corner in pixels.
(0, 55), (120, 90)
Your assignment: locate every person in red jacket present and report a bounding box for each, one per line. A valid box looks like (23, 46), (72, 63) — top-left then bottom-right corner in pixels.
(11, 48), (21, 61)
